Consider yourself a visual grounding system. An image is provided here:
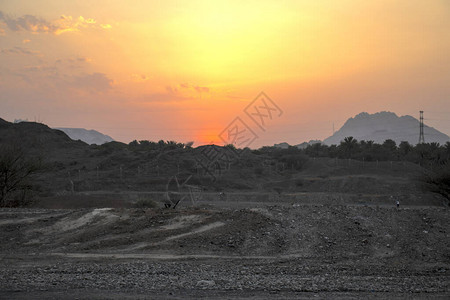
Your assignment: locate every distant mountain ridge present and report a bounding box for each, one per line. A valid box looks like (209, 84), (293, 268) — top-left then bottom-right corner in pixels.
(273, 142), (290, 149)
(296, 140), (322, 149)
(323, 111), (449, 145)
(55, 128), (114, 145)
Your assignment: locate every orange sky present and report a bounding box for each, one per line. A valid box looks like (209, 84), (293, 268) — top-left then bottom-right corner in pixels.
(1, 0), (449, 147)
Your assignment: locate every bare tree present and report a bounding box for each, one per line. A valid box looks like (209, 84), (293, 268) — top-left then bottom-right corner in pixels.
(0, 145), (41, 207)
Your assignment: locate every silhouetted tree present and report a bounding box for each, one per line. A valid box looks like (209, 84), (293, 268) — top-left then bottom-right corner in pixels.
(399, 141), (412, 157)
(128, 140), (139, 148)
(0, 146), (41, 207)
(444, 142), (450, 160)
(382, 139), (397, 160)
(340, 137), (358, 158)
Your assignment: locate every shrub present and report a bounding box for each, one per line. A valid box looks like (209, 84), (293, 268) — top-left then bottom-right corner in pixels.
(0, 145), (41, 207)
(133, 198), (158, 208)
(426, 168), (450, 203)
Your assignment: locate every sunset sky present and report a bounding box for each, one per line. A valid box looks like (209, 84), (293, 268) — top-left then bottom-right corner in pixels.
(1, 0), (449, 147)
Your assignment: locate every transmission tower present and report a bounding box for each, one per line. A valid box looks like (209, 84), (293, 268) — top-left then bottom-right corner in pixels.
(419, 111), (425, 144)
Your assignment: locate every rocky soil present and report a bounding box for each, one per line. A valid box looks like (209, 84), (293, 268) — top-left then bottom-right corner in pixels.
(0, 204), (448, 299)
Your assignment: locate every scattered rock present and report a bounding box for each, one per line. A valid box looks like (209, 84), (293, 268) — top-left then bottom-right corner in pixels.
(196, 280), (216, 288)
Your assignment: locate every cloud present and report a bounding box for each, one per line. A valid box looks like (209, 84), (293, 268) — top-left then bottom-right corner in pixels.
(194, 86), (209, 93)
(143, 92), (184, 102)
(75, 56), (91, 62)
(140, 83), (210, 103)
(55, 56), (92, 70)
(131, 73), (150, 82)
(0, 46), (40, 56)
(142, 83), (211, 103)
(22, 65), (57, 73)
(179, 82), (210, 93)
(1, 13), (50, 33)
(71, 72), (113, 93)
(0, 11), (109, 35)
(56, 56), (91, 64)
(166, 85), (179, 94)
(5, 62), (113, 95)
(52, 15), (97, 35)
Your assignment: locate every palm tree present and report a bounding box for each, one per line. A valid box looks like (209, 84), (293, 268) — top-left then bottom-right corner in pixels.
(340, 136), (358, 158)
(445, 142), (450, 160)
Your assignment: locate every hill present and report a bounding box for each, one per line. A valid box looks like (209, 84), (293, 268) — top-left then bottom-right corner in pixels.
(0, 118), (86, 151)
(55, 128), (114, 145)
(323, 111), (449, 145)
(0, 117), (448, 208)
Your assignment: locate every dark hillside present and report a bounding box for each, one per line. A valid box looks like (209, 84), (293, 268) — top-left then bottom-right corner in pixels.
(0, 118), (448, 208)
(0, 119), (86, 152)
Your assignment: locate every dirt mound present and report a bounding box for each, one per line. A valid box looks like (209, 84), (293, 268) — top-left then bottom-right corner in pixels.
(0, 205), (448, 298)
(1, 205), (448, 260)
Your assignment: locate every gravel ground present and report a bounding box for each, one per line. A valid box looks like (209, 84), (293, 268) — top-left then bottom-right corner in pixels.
(0, 256), (450, 299)
(0, 205), (448, 299)
(0, 255), (448, 299)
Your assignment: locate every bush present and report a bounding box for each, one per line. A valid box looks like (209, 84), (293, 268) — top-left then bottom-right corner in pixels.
(279, 154), (309, 170)
(426, 168), (450, 202)
(6, 188), (35, 207)
(0, 145), (41, 207)
(133, 198), (158, 208)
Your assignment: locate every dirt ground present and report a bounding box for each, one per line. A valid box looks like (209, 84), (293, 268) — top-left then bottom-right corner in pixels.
(0, 200), (448, 299)
(1, 157), (449, 299)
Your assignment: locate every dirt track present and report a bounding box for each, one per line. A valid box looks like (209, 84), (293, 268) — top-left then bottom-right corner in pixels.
(0, 203), (448, 299)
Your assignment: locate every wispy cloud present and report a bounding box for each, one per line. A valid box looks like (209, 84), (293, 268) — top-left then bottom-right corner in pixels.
(140, 82), (211, 103)
(0, 46), (40, 56)
(56, 57), (91, 63)
(131, 73), (150, 82)
(194, 86), (209, 93)
(71, 72), (113, 93)
(55, 56), (92, 69)
(0, 11), (111, 35)
(142, 92), (184, 102)
(179, 83), (210, 93)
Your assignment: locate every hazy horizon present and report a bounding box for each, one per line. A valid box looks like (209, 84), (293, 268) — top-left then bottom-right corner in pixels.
(1, 1), (449, 148)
